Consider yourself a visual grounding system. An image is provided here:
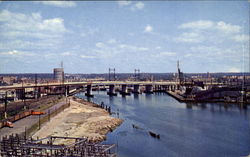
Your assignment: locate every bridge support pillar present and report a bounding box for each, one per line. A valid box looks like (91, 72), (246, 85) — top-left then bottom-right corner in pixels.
(132, 85), (140, 94)
(170, 85), (175, 92)
(173, 85), (176, 91)
(107, 85), (117, 96)
(166, 85), (170, 91)
(65, 86), (70, 96)
(37, 87), (41, 99)
(120, 85), (130, 96)
(144, 85), (153, 94)
(177, 84), (180, 90)
(85, 85), (94, 97)
(16, 89), (25, 100)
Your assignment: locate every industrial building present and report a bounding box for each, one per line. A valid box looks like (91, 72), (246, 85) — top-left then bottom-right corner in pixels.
(53, 68), (64, 82)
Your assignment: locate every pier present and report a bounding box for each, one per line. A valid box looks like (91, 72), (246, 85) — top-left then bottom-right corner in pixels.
(0, 134), (116, 157)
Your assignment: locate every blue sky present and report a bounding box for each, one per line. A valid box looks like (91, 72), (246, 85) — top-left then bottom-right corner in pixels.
(0, 1), (249, 73)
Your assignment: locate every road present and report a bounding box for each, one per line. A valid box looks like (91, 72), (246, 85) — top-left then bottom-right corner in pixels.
(0, 81), (187, 90)
(0, 99), (68, 139)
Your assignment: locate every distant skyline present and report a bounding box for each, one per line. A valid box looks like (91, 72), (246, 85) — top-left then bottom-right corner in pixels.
(0, 1), (249, 73)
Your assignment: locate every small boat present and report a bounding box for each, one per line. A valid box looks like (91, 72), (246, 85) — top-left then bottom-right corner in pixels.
(149, 131), (160, 139)
(132, 124), (143, 130)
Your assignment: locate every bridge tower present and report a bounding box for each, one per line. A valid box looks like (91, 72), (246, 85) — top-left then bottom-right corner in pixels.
(134, 69), (140, 81)
(108, 68), (116, 81)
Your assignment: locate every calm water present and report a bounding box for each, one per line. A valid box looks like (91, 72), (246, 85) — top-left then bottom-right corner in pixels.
(76, 91), (250, 157)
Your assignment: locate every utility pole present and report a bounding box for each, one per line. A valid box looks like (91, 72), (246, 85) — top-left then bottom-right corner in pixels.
(35, 74), (38, 99)
(4, 91), (8, 119)
(22, 81), (26, 110)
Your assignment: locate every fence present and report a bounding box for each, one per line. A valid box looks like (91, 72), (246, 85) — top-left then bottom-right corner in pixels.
(0, 101), (70, 137)
(25, 102), (70, 136)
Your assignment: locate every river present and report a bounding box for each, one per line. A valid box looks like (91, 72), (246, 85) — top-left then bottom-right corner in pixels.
(76, 91), (250, 157)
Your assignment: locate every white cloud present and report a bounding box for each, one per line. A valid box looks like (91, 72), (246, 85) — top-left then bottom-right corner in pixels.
(96, 42), (105, 48)
(79, 27), (99, 37)
(117, 1), (131, 6)
(155, 46), (161, 50)
(0, 10), (68, 54)
(0, 10), (67, 36)
(61, 52), (72, 56)
(191, 46), (219, 52)
(190, 46), (222, 55)
(152, 51), (176, 58)
(138, 47), (149, 51)
(128, 32), (135, 36)
(39, 18), (66, 33)
(133, 2), (144, 10)
(80, 55), (96, 59)
(179, 20), (241, 34)
(228, 67), (241, 72)
(184, 53), (192, 57)
(107, 39), (117, 44)
(215, 21), (241, 34)
(119, 44), (148, 51)
(189, 45), (242, 63)
(44, 53), (57, 58)
(159, 52), (176, 56)
(0, 50), (35, 57)
(36, 1), (76, 8)
(231, 34), (249, 42)
(175, 32), (204, 43)
(118, 1), (144, 11)
(179, 20), (213, 29)
(176, 20), (246, 44)
(144, 25), (153, 33)
(80, 32), (86, 37)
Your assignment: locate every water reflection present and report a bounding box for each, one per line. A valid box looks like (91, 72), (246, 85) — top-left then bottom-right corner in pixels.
(109, 96), (114, 103)
(86, 96), (91, 102)
(210, 104), (214, 112)
(145, 93), (152, 100)
(184, 101), (250, 115)
(186, 103), (192, 109)
(121, 95), (127, 100)
(200, 103), (206, 109)
(133, 94), (139, 100)
(223, 104), (228, 110)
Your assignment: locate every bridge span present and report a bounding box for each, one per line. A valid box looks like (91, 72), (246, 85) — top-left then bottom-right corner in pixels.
(0, 81), (222, 90)
(0, 80), (226, 101)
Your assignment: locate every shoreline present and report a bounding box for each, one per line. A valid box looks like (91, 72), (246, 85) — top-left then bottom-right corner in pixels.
(166, 91), (249, 105)
(32, 96), (123, 144)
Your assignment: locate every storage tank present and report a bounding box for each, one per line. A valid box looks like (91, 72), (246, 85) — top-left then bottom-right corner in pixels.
(53, 68), (64, 82)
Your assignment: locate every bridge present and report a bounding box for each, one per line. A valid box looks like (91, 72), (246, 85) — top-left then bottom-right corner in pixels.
(0, 81), (225, 100)
(0, 81), (223, 90)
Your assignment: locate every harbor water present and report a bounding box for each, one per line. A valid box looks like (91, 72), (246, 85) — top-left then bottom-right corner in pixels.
(76, 91), (250, 157)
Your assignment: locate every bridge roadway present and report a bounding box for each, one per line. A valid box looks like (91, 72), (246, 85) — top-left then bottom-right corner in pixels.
(0, 81), (223, 90)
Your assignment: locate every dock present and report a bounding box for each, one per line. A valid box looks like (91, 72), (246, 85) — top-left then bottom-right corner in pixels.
(166, 91), (194, 102)
(0, 134), (116, 157)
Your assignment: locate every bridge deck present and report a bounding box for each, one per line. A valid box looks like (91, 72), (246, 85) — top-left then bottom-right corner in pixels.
(0, 81), (224, 90)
